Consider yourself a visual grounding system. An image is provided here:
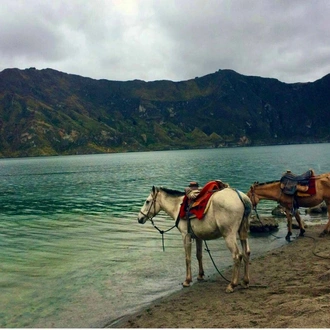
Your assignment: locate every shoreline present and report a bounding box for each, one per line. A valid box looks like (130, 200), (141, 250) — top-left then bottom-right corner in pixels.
(109, 224), (330, 328)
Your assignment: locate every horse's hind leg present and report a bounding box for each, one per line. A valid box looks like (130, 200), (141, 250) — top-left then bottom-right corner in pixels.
(240, 239), (250, 288)
(320, 202), (330, 237)
(224, 234), (241, 293)
(196, 238), (205, 281)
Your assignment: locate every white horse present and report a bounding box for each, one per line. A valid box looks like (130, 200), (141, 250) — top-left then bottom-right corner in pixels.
(138, 186), (252, 293)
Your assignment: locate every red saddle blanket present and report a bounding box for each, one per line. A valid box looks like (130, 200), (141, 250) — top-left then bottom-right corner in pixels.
(297, 176), (316, 196)
(179, 180), (227, 220)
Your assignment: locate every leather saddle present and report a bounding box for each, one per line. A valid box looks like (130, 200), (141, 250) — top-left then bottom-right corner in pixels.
(280, 170), (315, 196)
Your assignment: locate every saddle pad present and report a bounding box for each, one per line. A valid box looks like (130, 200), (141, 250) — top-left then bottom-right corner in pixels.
(297, 177), (316, 196)
(179, 180), (225, 220)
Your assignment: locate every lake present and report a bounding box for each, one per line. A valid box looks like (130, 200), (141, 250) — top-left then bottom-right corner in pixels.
(0, 144), (329, 327)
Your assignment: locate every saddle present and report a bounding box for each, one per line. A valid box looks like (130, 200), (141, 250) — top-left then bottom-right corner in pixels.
(280, 169), (316, 196)
(179, 180), (229, 220)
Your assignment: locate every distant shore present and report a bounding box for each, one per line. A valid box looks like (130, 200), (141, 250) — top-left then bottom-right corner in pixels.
(110, 224), (330, 328)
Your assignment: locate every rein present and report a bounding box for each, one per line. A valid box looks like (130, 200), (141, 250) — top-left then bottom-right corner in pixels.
(150, 218), (176, 251)
(203, 240), (230, 283)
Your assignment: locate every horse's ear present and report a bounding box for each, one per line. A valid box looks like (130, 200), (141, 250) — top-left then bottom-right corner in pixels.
(152, 186), (156, 193)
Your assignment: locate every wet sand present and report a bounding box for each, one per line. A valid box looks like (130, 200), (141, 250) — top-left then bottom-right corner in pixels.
(110, 224), (330, 328)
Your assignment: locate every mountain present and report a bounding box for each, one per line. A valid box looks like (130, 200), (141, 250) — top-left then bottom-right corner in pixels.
(0, 67), (329, 157)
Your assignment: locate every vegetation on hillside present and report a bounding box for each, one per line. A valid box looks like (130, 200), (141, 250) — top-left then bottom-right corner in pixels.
(0, 67), (329, 157)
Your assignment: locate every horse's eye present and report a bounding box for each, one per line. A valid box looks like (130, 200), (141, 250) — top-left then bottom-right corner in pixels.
(146, 200), (150, 204)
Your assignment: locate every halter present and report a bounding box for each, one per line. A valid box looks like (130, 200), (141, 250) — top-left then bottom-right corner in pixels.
(140, 189), (176, 251)
(249, 184), (258, 210)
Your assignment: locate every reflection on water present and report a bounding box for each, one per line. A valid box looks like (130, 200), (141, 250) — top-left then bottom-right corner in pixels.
(0, 144), (329, 327)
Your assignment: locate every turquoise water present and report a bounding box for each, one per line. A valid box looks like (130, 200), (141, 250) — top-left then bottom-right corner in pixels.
(0, 144), (329, 327)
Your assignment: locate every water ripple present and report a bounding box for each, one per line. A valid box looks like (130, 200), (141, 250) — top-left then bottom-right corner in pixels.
(1, 146), (330, 327)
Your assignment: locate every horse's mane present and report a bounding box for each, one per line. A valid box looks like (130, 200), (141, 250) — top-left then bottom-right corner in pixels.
(253, 180), (280, 187)
(159, 186), (185, 197)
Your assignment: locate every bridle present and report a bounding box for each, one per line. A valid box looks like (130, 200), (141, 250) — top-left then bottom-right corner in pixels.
(249, 183), (284, 240)
(139, 190), (159, 220)
(140, 188), (176, 251)
(249, 184), (258, 210)
(249, 184), (265, 227)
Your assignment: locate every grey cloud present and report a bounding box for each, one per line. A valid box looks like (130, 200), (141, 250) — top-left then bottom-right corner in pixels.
(0, 0), (330, 83)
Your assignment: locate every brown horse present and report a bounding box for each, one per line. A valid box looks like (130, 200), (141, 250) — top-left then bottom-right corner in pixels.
(247, 172), (330, 241)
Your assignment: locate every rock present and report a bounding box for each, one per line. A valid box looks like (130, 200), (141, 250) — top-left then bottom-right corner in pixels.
(249, 216), (279, 233)
(292, 220), (307, 229)
(271, 205), (286, 217)
(318, 270), (330, 281)
(305, 201), (327, 214)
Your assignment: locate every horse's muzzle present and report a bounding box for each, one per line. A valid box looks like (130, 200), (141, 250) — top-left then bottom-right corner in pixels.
(137, 213), (147, 224)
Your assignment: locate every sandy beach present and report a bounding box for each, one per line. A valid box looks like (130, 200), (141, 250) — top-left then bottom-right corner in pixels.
(110, 224), (330, 328)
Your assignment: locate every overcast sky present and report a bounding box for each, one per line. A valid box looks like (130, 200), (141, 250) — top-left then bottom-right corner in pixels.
(1, 0), (330, 83)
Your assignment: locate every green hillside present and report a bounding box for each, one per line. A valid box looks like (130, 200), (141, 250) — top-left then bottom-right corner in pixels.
(0, 67), (329, 157)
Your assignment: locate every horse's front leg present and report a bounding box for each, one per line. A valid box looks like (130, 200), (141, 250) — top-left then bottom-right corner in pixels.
(196, 238), (205, 281)
(285, 210), (293, 241)
(294, 210), (305, 236)
(183, 233), (192, 287)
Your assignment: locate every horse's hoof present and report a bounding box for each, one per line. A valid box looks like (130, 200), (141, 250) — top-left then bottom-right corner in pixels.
(285, 232), (292, 242)
(182, 281), (191, 287)
(299, 229), (306, 237)
(225, 284), (235, 293)
(319, 230), (328, 238)
(197, 277), (205, 282)
(240, 281), (249, 289)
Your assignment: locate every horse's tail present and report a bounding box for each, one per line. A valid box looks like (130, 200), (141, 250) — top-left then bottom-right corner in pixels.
(235, 190), (252, 240)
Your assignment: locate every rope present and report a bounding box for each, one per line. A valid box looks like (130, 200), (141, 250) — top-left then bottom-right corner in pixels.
(150, 218), (176, 251)
(204, 240), (268, 288)
(151, 219), (270, 287)
(304, 234), (330, 259)
(204, 240), (230, 282)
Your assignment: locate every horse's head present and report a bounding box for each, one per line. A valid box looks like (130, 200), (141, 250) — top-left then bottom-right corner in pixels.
(138, 186), (161, 224)
(246, 182), (260, 208)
